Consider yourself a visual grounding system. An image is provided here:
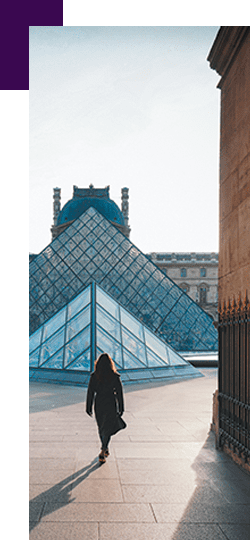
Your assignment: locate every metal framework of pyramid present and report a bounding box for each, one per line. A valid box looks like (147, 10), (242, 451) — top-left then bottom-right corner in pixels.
(29, 206), (218, 353)
(29, 282), (201, 385)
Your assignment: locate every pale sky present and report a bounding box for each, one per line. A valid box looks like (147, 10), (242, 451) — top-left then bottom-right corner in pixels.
(29, 26), (220, 255)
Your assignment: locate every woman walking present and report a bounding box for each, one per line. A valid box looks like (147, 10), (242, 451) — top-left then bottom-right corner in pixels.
(86, 353), (126, 464)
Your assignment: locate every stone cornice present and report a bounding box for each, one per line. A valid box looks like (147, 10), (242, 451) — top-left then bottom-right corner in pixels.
(207, 26), (250, 88)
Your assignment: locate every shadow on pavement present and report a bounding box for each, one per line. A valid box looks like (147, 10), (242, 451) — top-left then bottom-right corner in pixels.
(171, 431), (250, 540)
(29, 458), (100, 532)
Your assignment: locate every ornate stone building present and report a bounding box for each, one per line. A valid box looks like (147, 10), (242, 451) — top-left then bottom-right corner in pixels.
(51, 184), (131, 240)
(147, 252), (218, 321)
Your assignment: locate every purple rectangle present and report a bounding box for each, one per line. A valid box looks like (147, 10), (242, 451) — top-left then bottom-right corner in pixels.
(0, 0), (63, 90)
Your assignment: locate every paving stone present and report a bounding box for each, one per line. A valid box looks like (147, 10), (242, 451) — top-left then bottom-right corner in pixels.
(219, 523), (250, 540)
(99, 522), (178, 539)
(75, 460), (119, 479)
(29, 432), (64, 442)
(119, 468), (196, 486)
(122, 484), (194, 503)
(29, 483), (73, 503)
(167, 523), (228, 540)
(29, 501), (44, 523)
(128, 433), (173, 442)
(41, 502), (155, 522)
(152, 502), (250, 523)
(117, 458), (192, 473)
(71, 479), (123, 502)
(30, 468), (76, 485)
(29, 522), (73, 539)
(29, 442), (99, 459)
(30, 520), (98, 539)
(113, 442), (184, 459)
(29, 457), (77, 470)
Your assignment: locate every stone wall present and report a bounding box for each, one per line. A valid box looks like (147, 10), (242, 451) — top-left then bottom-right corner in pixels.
(208, 26), (250, 470)
(209, 27), (250, 303)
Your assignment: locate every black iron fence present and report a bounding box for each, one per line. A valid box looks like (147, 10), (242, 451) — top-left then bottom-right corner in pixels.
(218, 294), (250, 462)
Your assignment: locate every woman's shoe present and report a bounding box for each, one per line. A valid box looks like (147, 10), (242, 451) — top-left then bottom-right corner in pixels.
(99, 450), (106, 464)
(104, 449), (109, 457)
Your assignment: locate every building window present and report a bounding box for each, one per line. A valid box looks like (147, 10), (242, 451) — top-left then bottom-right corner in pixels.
(180, 283), (189, 294)
(199, 286), (207, 304)
(180, 268), (187, 277)
(200, 268), (206, 277)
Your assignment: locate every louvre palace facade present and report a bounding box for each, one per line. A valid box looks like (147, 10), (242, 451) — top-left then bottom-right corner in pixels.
(147, 252), (218, 322)
(29, 185), (218, 385)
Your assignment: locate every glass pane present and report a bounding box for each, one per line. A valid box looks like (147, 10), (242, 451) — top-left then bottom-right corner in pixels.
(168, 347), (186, 366)
(96, 305), (121, 343)
(168, 287), (182, 302)
(29, 327), (43, 353)
(40, 327), (65, 365)
(29, 348), (40, 367)
(123, 349), (145, 370)
(64, 325), (90, 366)
(96, 286), (119, 320)
(120, 307), (144, 342)
(66, 349), (91, 371)
(179, 294), (192, 311)
(43, 308), (66, 342)
(148, 312), (162, 330)
(67, 286), (91, 320)
(202, 331), (216, 348)
(66, 305), (90, 342)
(192, 318), (205, 337)
(182, 310), (195, 329)
(146, 348), (168, 367)
(122, 327), (147, 365)
(96, 327), (123, 368)
(171, 301), (188, 320)
(41, 348), (64, 369)
(164, 312), (179, 328)
(144, 328), (167, 360)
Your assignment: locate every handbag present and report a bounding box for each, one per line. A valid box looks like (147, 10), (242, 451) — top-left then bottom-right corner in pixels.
(110, 414), (127, 436)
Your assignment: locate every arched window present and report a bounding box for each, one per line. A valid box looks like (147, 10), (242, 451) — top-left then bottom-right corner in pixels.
(180, 283), (189, 294)
(199, 286), (207, 304)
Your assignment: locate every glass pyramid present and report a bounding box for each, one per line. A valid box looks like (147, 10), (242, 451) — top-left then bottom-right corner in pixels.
(29, 206), (218, 352)
(29, 283), (201, 385)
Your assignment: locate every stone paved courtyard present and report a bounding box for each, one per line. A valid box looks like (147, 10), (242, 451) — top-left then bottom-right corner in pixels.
(29, 369), (250, 539)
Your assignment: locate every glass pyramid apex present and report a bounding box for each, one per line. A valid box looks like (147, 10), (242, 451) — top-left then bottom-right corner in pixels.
(29, 282), (201, 385)
(29, 206), (218, 352)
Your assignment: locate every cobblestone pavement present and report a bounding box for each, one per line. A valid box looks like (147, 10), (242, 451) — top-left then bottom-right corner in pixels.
(29, 369), (250, 539)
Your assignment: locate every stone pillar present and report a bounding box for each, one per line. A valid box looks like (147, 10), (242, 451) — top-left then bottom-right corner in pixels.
(51, 187), (61, 240)
(121, 187), (129, 228)
(53, 187), (61, 225)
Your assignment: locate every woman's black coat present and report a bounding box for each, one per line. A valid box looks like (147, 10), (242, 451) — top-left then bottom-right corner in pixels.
(86, 372), (124, 438)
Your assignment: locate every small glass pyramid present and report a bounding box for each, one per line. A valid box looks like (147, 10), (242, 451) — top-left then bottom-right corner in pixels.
(29, 283), (201, 385)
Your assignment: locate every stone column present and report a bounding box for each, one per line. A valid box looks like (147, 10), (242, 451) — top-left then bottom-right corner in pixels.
(53, 187), (61, 225)
(121, 187), (129, 228)
(51, 187), (61, 240)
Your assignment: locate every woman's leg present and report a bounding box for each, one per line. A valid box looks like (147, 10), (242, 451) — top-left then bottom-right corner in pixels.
(101, 433), (111, 452)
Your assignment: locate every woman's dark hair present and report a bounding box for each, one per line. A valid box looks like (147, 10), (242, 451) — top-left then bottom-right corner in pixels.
(94, 353), (117, 381)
